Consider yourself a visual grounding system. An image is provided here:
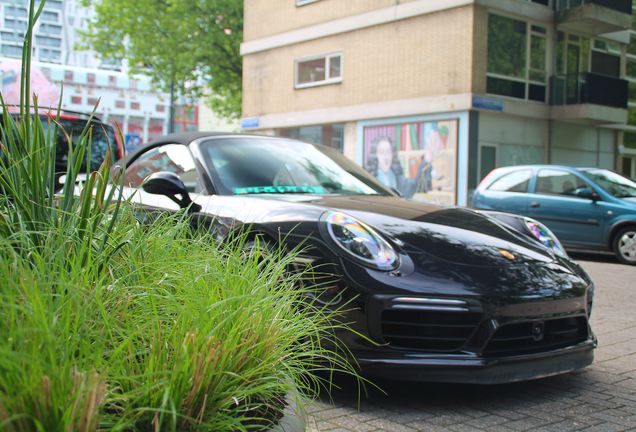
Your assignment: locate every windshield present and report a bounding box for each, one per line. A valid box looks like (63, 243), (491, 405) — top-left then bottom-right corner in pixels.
(580, 168), (636, 198)
(199, 137), (392, 196)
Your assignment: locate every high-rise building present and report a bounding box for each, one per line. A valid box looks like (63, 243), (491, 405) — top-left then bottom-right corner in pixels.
(241, 0), (635, 205)
(0, 0), (200, 151)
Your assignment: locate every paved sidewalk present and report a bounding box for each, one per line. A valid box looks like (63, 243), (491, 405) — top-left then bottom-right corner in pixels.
(307, 258), (636, 432)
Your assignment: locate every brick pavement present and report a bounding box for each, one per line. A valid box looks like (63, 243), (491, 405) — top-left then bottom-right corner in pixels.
(307, 257), (636, 432)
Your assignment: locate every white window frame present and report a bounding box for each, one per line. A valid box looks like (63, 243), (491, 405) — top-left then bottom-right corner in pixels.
(294, 51), (342, 89)
(486, 13), (550, 102)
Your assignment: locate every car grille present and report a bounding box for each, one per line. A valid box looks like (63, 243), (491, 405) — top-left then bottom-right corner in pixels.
(381, 309), (482, 352)
(484, 316), (589, 356)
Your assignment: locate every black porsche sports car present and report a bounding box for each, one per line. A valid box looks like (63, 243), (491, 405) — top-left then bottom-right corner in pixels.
(116, 132), (596, 384)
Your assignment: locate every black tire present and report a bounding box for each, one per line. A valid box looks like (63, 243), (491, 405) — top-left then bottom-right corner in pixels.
(612, 226), (636, 265)
(242, 235), (275, 262)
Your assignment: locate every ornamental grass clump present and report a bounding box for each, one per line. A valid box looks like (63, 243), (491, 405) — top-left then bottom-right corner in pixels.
(0, 1), (355, 430)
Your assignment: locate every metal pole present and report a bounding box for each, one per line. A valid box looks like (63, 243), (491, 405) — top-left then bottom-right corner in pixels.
(168, 78), (175, 133)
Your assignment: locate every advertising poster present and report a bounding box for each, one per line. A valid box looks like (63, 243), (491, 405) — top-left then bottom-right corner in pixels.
(0, 59), (60, 107)
(363, 119), (458, 205)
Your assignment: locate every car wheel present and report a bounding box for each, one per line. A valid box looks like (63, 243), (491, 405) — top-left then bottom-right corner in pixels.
(613, 227), (636, 265)
(242, 235), (275, 263)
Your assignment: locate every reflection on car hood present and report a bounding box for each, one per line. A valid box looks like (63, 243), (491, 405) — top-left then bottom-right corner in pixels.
(309, 196), (554, 267)
(200, 194), (556, 267)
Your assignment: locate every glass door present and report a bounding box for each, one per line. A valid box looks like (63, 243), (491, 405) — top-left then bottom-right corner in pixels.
(621, 156), (636, 180)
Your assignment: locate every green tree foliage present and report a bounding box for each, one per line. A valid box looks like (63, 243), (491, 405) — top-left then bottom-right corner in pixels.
(81, 0), (243, 120)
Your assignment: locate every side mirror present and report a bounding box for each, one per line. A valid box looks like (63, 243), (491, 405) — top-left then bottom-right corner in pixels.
(575, 187), (600, 202)
(142, 171), (201, 212)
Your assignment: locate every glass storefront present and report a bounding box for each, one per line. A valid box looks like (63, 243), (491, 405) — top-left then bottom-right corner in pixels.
(277, 123), (344, 152)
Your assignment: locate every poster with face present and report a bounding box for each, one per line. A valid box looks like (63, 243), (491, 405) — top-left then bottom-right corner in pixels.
(363, 119), (458, 205)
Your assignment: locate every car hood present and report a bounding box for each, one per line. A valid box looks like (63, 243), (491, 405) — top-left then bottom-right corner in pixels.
(201, 194), (556, 267)
(622, 197), (636, 206)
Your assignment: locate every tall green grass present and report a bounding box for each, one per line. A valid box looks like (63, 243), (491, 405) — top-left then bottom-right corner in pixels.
(0, 1), (355, 430)
(0, 214), (353, 431)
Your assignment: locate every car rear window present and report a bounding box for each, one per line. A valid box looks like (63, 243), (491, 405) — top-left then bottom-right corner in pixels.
(487, 169), (532, 193)
(52, 119), (118, 171)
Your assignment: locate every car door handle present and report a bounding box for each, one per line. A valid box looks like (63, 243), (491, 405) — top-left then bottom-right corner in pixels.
(530, 201), (540, 208)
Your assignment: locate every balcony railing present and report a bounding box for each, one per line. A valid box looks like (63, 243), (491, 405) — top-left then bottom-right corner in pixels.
(556, 0), (633, 14)
(550, 73), (628, 108)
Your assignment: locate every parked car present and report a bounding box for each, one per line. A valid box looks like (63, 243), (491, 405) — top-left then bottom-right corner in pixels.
(473, 165), (636, 265)
(114, 133), (596, 384)
(2, 108), (123, 188)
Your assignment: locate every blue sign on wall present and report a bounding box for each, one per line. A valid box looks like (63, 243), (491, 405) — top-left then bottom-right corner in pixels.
(124, 133), (142, 153)
(240, 117), (260, 128)
(472, 96), (503, 112)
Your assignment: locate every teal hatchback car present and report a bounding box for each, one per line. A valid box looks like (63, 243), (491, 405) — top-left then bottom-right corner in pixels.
(473, 165), (636, 265)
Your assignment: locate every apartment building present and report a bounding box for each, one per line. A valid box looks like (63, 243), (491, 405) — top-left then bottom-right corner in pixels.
(0, 0), (206, 151)
(241, 0), (634, 205)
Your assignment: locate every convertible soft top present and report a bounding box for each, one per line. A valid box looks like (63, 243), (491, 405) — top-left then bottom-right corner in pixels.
(147, 131), (230, 146)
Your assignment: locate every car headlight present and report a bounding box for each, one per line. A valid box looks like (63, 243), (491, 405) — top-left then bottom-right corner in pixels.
(323, 211), (398, 271)
(524, 217), (567, 258)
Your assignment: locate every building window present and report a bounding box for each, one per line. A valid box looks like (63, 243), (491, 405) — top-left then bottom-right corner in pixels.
(115, 100), (125, 109)
(174, 105), (198, 132)
(108, 75), (117, 86)
(4, 18), (27, 31)
(5, 6), (28, 18)
(71, 96), (82, 105)
(64, 70), (73, 81)
(38, 48), (61, 62)
(46, 0), (64, 10)
(591, 39), (621, 77)
(39, 23), (62, 35)
(156, 104), (165, 112)
(130, 101), (140, 110)
(295, 52), (342, 88)
(1, 31), (23, 43)
(624, 3), (636, 148)
(148, 118), (165, 141)
(35, 35), (61, 47)
(487, 14), (547, 102)
(87, 97), (99, 106)
(277, 124), (345, 153)
(1, 44), (22, 57)
(41, 11), (59, 22)
(87, 73), (96, 84)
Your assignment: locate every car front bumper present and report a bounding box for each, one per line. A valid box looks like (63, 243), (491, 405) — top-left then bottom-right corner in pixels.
(355, 339), (596, 384)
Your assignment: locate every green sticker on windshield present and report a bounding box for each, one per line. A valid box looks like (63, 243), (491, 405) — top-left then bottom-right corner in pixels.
(233, 185), (326, 195)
